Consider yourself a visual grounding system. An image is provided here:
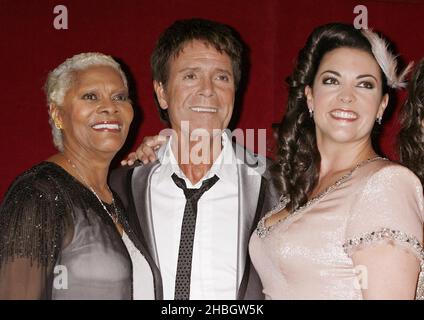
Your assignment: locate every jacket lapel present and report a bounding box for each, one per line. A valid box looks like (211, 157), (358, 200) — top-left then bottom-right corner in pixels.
(233, 143), (268, 297)
(131, 161), (161, 267)
(237, 163), (260, 287)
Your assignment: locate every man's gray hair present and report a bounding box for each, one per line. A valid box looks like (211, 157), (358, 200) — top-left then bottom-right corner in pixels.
(44, 52), (128, 151)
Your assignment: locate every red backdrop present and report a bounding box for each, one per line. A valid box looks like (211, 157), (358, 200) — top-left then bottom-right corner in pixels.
(1, 0), (423, 199)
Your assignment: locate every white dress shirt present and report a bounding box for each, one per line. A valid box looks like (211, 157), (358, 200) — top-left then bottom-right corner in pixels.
(121, 232), (155, 300)
(151, 133), (239, 299)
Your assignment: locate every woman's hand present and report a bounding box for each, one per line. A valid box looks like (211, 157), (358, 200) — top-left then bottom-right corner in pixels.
(121, 135), (167, 166)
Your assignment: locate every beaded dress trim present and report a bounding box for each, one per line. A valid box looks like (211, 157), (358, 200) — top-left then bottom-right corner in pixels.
(343, 228), (424, 300)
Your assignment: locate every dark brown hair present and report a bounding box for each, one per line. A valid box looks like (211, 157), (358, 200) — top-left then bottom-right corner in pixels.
(398, 58), (424, 185)
(151, 18), (243, 122)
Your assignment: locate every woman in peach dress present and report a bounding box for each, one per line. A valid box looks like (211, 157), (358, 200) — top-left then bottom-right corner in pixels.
(249, 23), (424, 300)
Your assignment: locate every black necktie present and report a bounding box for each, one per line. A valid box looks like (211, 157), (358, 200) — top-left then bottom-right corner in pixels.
(171, 173), (219, 300)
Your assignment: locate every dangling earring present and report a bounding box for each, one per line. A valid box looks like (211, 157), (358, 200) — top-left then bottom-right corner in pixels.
(376, 116), (382, 125)
(309, 109), (314, 118)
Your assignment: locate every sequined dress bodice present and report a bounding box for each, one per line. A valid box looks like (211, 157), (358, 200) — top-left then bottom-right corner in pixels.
(249, 159), (424, 300)
(0, 162), (132, 299)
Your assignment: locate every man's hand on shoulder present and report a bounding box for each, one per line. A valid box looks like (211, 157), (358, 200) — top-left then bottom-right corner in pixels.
(120, 135), (167, 166)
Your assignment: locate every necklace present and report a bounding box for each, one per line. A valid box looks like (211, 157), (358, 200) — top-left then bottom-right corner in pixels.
(256, 155), (387, 238)
(65, 157), (120, 227)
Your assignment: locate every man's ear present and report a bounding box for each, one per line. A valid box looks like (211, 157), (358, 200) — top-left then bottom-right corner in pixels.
(153, 81), (168, 110)
(305, 85), (314, 112)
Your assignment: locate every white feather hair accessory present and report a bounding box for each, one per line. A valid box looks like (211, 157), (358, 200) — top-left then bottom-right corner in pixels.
(361, 29), (413, 89)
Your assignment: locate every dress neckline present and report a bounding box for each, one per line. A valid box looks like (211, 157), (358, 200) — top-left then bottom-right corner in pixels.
(256, 156), (388, 238)
(41, 161), (114, 206)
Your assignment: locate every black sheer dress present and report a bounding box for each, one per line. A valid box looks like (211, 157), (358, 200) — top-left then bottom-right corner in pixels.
(0, 162), (134, 299)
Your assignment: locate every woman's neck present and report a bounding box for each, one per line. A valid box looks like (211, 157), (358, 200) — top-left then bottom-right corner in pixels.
(317, 138), (378, 177)
(48, 148), (112, 196)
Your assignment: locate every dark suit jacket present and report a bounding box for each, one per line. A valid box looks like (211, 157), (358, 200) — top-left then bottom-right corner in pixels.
(110, 141), (279, 300)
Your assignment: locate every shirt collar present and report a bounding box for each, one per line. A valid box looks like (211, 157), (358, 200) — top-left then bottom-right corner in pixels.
(156, 131), (237, 188)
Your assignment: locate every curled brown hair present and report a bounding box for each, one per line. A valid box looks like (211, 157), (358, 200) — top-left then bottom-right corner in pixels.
(398, 59), (424, 185)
